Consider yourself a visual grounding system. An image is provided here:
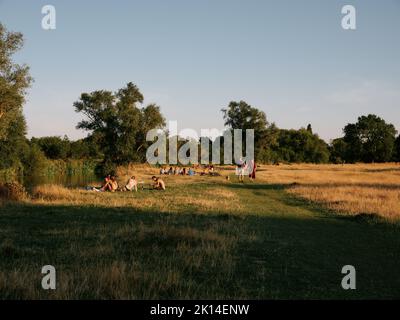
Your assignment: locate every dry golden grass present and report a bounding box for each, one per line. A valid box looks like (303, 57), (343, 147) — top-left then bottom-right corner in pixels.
(27, 162), (400, 220)
(255, 163), (400, 220)
(30, 166), (243, 214)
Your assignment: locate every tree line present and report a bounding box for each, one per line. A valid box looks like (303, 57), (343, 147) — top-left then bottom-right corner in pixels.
(1, 24), (399, 180)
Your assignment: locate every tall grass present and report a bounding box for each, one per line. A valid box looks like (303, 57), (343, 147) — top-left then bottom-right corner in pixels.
(25, 163), (400, 220)
(256, 163), (400, 220)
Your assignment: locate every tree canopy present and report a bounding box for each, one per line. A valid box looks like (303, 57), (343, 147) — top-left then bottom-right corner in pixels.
(74, 82), (165, 169)
(0, 24), (32, 175)
(394, 135), (400, 162)
(342, 114), (397, 163)
(221, 100), (272, 161)
(0, 24), (32, 140)
(221, 101), (329, 164)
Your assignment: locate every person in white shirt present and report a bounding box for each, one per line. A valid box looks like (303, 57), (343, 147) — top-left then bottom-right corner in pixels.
(124, 176), (138, 192)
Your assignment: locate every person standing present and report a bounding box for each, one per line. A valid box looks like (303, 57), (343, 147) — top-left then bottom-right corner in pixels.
(249, 159), (256, 180)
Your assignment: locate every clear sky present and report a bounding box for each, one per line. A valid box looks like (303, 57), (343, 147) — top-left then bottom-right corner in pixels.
(1, 0), (399, 141)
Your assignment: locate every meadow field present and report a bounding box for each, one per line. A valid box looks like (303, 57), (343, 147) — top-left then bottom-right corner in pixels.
(0, 163), (399, 299)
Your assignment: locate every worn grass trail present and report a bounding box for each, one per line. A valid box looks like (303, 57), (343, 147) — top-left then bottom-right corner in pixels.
(225, 183), (400, 299)
(0, 180), (399, 299)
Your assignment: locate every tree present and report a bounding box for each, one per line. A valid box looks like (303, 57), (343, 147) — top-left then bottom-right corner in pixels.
(221, 101), (271, 161)
(395, 135), (400, 162)
(31, 136), (71, 160)
(274, 128), (329, 163)
(0, 24), (32, 178)
(329, 138), (347, 164)
(0, 24), (32, 140)
(0, 109), (29, 171)
(22, 143), (48, 182)
(69, 137), (102, 159)
(74, 82), (165, 169)
(342, 114), (397, 163)
(342, 123), (362, 163)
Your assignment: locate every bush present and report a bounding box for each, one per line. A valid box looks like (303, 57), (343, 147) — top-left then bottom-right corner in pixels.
(95, 160), (117, 178)
(0, 182), (27, 201)
(22, 144), (48, 177)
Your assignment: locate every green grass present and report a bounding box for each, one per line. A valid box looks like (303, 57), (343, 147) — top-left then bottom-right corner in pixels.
(0, 180), (399, 299)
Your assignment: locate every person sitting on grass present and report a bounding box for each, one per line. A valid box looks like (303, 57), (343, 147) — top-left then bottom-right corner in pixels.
(99, 174), (111, 191)
(188, 167), (195, 176)
(103, 174), (111, 186)
(110, 176), (119, 192)
(102, 175), (118, 192)
(152, 176), (166, 190)
(124, 176), (138, 192)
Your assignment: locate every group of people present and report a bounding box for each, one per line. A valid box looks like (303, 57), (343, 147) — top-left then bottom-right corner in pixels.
(90, 160), (254, 193)
(159, 165), (215, 177)
(92, 174), (165, 192)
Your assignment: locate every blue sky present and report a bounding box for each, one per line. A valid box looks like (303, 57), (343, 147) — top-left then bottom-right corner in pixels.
(1, 0), (399, 141)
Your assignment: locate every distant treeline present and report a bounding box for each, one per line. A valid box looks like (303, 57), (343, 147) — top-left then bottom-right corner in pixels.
(21, 110), (400, 168)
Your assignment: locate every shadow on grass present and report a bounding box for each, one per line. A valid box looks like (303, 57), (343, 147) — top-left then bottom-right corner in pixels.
(0, 197), (399, 299)
(222, 181), (400, 225)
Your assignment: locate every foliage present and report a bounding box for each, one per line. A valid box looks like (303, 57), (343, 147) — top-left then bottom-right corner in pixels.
(74, 82), (165, 172)
(273, 128), (330, 163)
(342, 114), (397, 163)
(0, 109), (29, 172)
(0, 24), (32, 140)
(394, 135), (400, 162)
(22, 144), (48, 178)
(31, 135), (70, 160)
(221, 101), (329, 164)
(0, 181), (26, 201)
(329, 138), (347, 164)
(221, 100), (273, 162)
(0, 23), (31, 181)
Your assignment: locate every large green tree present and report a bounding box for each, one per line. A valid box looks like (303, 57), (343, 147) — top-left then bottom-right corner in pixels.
(31, 136), (71, 160)
(0, 24), (32, 140)
(343, 114), (397, 163)
(0, 110), (29, 171)
(74, 82), (165, 168)
(274, 128), (330, 163)
(221, 100), (273, 162)
(0, 24), (32, 176)
(329, 138), (347, 164)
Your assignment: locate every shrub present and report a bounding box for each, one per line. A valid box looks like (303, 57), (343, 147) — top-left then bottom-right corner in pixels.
(0, 182), (27, 201)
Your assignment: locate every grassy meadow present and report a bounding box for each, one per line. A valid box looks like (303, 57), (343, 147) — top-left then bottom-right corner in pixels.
(0, 163), (399, 299)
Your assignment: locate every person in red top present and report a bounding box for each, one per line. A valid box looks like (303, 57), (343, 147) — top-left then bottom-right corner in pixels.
(249, 160), (256, 180)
